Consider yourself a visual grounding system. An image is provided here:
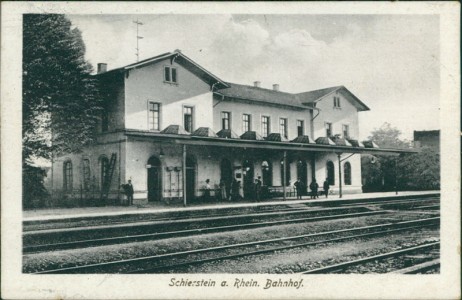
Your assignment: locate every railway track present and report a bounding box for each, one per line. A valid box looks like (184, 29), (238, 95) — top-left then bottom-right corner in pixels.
(28, 217), (439, 274)
(300, 242), (439, 274)
(23, 197), (440, 254)
(23, 195), (440, 232)
(24, 209), (387, 253)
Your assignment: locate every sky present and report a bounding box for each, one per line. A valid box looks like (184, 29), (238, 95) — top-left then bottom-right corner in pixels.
(68, 14), (440, 141)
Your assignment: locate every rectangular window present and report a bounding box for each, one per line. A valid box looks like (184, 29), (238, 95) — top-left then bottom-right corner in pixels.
(148, 102), (161, 131)
(243, 114), (251, 132)
(334, 96), (341, 108)
(261, 116), (270, 137)
(279, 118), (288, 139)
(297, 120), (304, 137)
(221, 112), (231, 130)
(164, 66), (178, 83)
(325, 122), (332, 137)
(184, 106), (193, 133)
(342, 124), (350, 138)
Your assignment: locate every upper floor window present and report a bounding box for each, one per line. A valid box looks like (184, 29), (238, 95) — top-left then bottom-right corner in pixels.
(325, 122), (332, 137)
(148, 102), (161, 131)
(279, 118), (288, 139)
(334, 96), (341, 108)
(261, 116), (270, 137)
(101, 111), (109, 132)
(243, 114), (251, 132)
(297, 120), (304, 137)
(164, 66), (177, 83)
(184, 106), (194, 133)
(221, 112), (231, 130)
(63, 160), (73, 191)
(342, 124), (350, 138)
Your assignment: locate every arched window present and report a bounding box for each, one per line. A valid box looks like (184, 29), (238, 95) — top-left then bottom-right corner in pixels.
(99, 156), (109, 189)
(63, 160), (73, 191)
(261, 160), (272, 186)
(280, 158), (291, 186)
(344, 162), (352, 185)
(326, 160), (335, 185)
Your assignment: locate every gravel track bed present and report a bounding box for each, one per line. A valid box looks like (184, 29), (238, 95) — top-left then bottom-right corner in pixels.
(23, 212), (436, 273)
(336, 248), (440, 273)
(23, 207), (374, 247)
(171, 228), (439, 274)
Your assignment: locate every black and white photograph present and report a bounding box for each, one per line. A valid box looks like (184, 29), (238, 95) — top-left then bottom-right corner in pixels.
(1, 2), (460, 300)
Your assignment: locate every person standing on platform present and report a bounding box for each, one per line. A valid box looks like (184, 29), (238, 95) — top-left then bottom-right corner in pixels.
(309, 179), (319, 199)
(125, 180), (134, 206)
(323, 178), (330, 198)
(204, 179), (212, 201)
(231, 178), (240, 201)
(255, 177), (262, 202)
(294, 178), (304, 200)
(219, 178), (227, 201)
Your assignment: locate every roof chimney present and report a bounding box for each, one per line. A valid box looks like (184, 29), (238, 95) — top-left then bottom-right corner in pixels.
(273, 84), (279, 91)
(254, 81), (261, 88)
(97, 63), (107, 74)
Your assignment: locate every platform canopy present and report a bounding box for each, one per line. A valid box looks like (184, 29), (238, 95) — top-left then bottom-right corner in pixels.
(124, 129), (418, 156)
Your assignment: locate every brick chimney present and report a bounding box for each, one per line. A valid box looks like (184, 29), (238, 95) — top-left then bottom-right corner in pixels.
(97, 63), (107, 74)
(254, 81), (261, 88)
(273, 84), (279, 91)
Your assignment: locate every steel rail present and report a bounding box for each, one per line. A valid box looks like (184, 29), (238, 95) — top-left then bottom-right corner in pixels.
(299, 242), (440, 274)
(30, 217), (439, 274)
(24, 210), (388, 253)
(390, 259), (440, 274)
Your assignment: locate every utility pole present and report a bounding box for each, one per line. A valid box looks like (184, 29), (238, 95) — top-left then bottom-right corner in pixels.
(133, 19), (144, 62)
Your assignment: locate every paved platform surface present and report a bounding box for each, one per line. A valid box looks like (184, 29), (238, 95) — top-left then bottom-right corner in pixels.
(23, 190), (440, 222)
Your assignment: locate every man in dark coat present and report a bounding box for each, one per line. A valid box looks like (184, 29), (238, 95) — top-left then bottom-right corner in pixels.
(255, 176), (262, 201)
(294, 178), (304, 200)
(309, 179), (319, 199)
(125, 180), (134, 205)
(323, 178), (330, 198)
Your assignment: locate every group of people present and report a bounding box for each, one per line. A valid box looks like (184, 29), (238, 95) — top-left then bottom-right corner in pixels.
(204, 177), (264, 202)
(294, 178), (330, 200)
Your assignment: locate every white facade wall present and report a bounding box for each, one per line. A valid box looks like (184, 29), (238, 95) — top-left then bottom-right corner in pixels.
(312, 90), (360, 139)
(213, 98), (312, 139)
(124, 59), (214, 131)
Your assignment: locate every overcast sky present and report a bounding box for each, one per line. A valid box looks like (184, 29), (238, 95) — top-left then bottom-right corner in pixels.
(68, 14), (440, 140)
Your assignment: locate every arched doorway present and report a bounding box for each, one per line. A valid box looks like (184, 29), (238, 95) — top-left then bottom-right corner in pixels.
(326, 160), (335, 185)
(297, 159), (308, 193)
(147, 156), (161, 202)
(242, 159), (254, 199)
(186, 155), (196, 201)
(220, 158), (233, 195)
(261, 160), (272, 186)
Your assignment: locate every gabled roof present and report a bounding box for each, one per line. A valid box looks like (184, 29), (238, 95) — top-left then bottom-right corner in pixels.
(297, 86), (370, 111)
(216, 82), (309, 110)
(95, 50), (229, 89)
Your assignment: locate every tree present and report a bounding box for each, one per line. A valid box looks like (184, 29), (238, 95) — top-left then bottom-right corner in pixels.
(362, 123), (440, 192)
(23, 14), (102, 207)
(23, 14), (101, 162)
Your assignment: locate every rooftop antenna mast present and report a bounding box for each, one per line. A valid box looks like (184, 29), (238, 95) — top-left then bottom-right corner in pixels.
(133, 18), (144, 62)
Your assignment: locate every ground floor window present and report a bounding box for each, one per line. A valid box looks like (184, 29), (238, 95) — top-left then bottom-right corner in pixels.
(63, 160), (73, 191)
(99, 156), (109, 189)
(344, 162), (352, 185)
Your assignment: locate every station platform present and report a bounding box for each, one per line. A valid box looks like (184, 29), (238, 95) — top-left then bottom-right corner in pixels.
(23, 190), (440, 222)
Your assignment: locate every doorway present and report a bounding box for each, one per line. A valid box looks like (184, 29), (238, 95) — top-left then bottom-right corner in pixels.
(220, 158), (233, 194)
(297, 159), (308, 194)
(242, 159), (254, 199)
(147, 156), (162, 202)
(186, 155), (196, 201)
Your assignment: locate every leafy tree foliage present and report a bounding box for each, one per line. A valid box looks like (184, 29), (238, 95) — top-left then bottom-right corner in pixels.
(23, 15), (102, 207)
(23, 14), (101, 161)
(361, 123), (440, 192)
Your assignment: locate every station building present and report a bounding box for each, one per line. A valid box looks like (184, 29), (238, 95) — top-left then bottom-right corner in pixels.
(50, 50), (401, 206)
